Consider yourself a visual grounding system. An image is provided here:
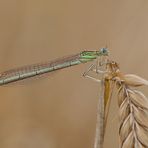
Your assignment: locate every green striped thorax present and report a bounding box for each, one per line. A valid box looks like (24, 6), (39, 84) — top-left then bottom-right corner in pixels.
(79, 48), (109, 62)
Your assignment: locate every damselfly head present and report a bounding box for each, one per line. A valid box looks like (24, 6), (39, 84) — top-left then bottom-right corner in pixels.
(97, 47), (109, 56)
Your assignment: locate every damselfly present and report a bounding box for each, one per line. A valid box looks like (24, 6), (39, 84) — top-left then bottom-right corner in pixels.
(0, 48), (108, 85)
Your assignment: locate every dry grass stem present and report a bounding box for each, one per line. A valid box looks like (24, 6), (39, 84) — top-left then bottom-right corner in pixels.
(94, 80), (105, 148)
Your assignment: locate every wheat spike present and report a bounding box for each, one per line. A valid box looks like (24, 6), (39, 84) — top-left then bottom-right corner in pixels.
(105, 61), (148, 148)
(117, 80), (148, 148)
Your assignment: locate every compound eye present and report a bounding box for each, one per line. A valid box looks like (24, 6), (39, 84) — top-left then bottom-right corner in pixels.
(102, 48), (107, 53)
(100, 48), (109, 55)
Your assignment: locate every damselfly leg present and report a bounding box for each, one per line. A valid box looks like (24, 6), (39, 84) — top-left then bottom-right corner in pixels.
(83, 55), (109, 82)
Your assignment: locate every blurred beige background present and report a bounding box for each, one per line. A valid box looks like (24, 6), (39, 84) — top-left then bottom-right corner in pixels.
(0, 0), (148, 148)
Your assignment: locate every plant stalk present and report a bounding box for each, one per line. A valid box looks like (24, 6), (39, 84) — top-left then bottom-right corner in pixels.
(94, 80), (105, 148)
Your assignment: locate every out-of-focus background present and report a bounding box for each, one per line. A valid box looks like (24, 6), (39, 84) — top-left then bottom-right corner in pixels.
(0, 0), (148, 148)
